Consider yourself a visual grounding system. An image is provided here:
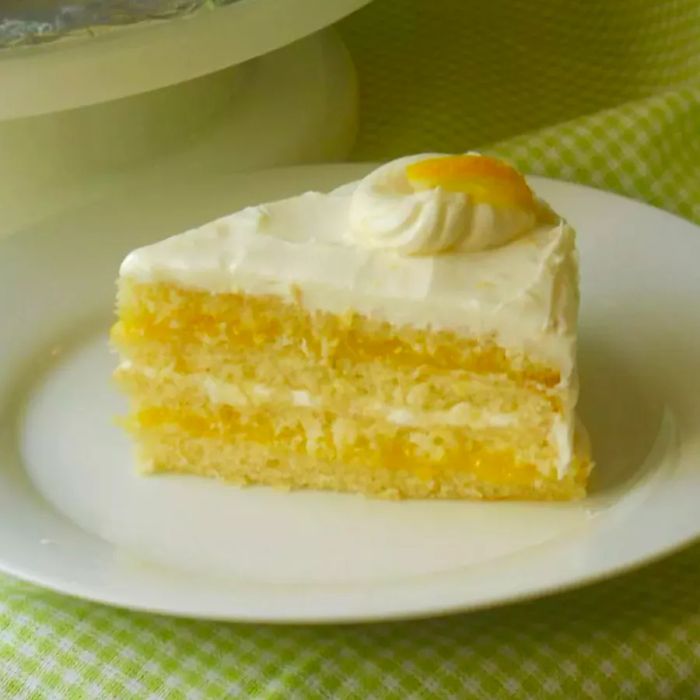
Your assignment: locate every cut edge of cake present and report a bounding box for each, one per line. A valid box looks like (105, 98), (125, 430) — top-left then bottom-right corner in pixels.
(112, 153), (593, 501)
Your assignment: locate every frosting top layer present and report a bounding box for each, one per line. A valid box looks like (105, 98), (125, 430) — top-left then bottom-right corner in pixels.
(120, 154), (579, 374)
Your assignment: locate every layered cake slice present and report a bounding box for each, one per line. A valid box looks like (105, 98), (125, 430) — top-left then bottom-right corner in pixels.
(112, 154), (592, 500)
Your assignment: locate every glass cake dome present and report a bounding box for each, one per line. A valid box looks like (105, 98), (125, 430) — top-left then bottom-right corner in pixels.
(0, 0), (370, 232)
(0, 1), (221, 48)
(0, 0), (369, 116)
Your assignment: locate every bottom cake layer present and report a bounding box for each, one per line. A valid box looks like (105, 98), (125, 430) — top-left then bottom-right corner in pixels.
(133, 428), (592, 501)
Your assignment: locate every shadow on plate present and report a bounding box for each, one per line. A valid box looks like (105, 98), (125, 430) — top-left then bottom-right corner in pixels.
(578, 334), (670, 498)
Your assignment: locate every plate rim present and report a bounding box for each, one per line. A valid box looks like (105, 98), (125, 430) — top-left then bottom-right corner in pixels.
(0, 528), (697, 625)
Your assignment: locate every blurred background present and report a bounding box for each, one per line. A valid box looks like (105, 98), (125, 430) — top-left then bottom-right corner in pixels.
(1, 0), (698, 233)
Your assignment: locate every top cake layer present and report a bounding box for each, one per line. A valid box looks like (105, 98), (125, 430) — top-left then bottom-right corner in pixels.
(120, 154), (579, 377)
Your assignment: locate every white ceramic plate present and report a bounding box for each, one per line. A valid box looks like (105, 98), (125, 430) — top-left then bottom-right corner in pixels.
(0, 163), (698, 623)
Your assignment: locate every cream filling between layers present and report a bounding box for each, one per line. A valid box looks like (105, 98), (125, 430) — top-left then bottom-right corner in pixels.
(203, 376), (524, 431)
(123, 364), (526, 430)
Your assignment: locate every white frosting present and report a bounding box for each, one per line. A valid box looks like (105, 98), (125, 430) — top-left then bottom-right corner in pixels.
(349, 154), (536, 255)
(120, 154), (581, 477)
(549, 414), (574, 479)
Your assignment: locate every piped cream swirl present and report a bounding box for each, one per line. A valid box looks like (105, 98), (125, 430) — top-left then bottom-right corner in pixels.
(348, 154), (537, 256)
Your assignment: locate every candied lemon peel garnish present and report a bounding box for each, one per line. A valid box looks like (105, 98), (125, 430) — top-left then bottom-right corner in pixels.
(406, 154), (535, 209)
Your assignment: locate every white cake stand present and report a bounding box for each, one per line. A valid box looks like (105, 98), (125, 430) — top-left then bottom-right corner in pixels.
(0, 0), (370, 233)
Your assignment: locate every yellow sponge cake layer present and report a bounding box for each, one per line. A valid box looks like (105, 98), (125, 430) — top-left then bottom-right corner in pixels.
(132, 431), (590, 500)
(114, 281), (561, 385)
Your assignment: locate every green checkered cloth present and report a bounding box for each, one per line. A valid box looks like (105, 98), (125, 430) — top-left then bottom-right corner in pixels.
(3, 0), (700, 697)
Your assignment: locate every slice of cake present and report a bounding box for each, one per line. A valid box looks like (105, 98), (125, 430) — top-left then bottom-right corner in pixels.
(112, 153), (592, 500)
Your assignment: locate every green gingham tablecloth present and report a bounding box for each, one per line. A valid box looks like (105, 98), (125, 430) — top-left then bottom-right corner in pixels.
(2, 1), (700, 697)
